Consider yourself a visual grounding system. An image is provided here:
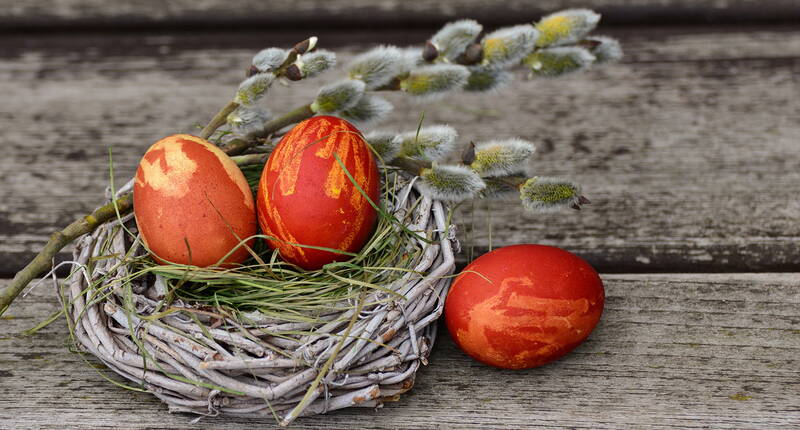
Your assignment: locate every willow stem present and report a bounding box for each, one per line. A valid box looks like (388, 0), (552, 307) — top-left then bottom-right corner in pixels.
(199, 100), (239, 139)
(253, 104), (314, 140)
(232, 153), (268, 166)
(0, 101), (269, 316)
(390, 156), (431, 175)
(0, 193), (134, 316)
(222, 104), (314, 156)
(489, 176), (527, 189)
(200, 37), (316, 142)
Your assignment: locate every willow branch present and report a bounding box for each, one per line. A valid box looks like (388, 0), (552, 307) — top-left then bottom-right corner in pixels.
(199, 101), (239, 139)
(0, 115), (303, 315)
(0, 193), (134, 316)
(252, 103), (315, 140)
(222, 104), (314, 156)
(0, 103), (287, 315)
(198, 37), (315, 141)
(488, 176), (526, 189)
(390, 156), (430, 175)
(231, 153), (269, 166)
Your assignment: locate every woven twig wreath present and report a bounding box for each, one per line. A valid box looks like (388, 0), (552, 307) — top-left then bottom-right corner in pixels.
(63, 173), (456, 425)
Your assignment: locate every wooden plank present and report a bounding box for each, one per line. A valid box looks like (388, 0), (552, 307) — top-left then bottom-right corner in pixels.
(2, 274), (798, 428)
(1, 28), (799, 274)
(1, 0), (799, 32)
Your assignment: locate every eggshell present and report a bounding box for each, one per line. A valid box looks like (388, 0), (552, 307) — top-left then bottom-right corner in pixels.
(257, 116), (380, 270)
(444, 244), (604, 369)
(133, 134), (257, 267)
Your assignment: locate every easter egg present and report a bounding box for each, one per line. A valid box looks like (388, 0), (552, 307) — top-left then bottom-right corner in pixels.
(444, 244), (604, 369)
(257, 116), (380, 270)
(133, 134), (257, 267)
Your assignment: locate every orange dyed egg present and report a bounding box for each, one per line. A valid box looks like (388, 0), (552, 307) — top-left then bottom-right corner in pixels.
(133, 134), (257, 267)
(257, 116), (380, 270)
(445, 244), (604, 369)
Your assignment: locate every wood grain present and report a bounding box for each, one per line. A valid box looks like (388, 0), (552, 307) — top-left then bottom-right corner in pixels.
(2, 274), (798, 428)
(2, 0), (799, 32)
(1, 28), (799, 274)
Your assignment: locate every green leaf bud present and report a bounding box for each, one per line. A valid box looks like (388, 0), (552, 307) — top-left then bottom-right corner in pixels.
(251, 48), (289, 73)
(234, 73), (276, 105)
(418, 164), (486, 202)
(519, 176), (583, 212)
(464, 66), (513, 92)
(398, 125), (458, 161)
(535, 9), (601, 47)
(340, 94), (394, 127)
(430, 19), (483, 62)
(524, 47), (595, 78)
(587, 36), (623, 63)
(226, 106), (271, 137)
(347, 45), (405, 90)
(310, 79), (366, 114)
(481, 25), (539, 68)
(365, 131), (402, 162)
(399, 65), (469, 99)
(470, 138), (536, 177)
(299, 49), (337, 79)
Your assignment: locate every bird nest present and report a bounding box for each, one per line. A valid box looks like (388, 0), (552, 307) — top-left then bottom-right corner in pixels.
(62, 171), (457, 425)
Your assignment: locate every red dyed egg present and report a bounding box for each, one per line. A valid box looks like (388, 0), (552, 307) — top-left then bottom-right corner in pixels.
(133, 134), (257, 267)
(257, 116), (380, 270)
(445, 244), (604, 369)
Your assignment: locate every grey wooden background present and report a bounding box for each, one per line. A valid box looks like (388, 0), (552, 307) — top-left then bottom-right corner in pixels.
(1, 1), (798, 428)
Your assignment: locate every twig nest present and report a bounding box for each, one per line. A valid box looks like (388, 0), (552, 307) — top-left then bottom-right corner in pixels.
(66, 171), (455, 425)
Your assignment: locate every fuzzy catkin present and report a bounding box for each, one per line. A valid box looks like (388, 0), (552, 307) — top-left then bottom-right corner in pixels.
(348, 46), (406, 90)
(524, 47), (595, 78)
(235, 73), (276, 105)
(588, 36), (623, 63)
(341, 95), (394, 127)
(312, 80), (366, 114)
(400, 47), (425, 73)
(365, 131), (402, 162)
(430, 19), (483, 62)
(464, 66), (513, 92)
(470, 139), (536, 177)
(398, 125), (458, 161)
(400, 65), (470, 99)
(519, 177), (582, 212)
(252, 48), (289, 72)
(535, 9), (601, 47)
(480, 25), (539, 68)
(418, 165), (486, 202)
(300, 50), (337, 78)
(227, 106), (271, 136)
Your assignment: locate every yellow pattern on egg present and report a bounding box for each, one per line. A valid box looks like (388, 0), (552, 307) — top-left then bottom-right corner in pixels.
(270, 126), (306, 197)
(322, 136), (351, 200)
(138, 139), (198, 199)
(177, 134), (254, 210)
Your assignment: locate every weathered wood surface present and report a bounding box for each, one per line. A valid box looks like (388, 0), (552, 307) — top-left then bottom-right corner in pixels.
(1, 28), (799, 275)
(2, 274), (798, 428)
(2, 0), (799, 31)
